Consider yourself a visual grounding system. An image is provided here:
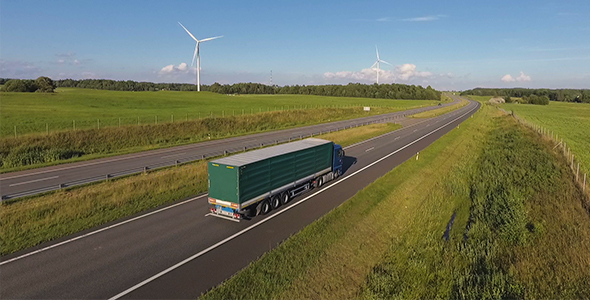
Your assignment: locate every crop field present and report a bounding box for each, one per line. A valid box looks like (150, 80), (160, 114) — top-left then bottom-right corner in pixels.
(202, 103), (590, 299)
(0, 122), (401, 255)
(501, 101), (590, 176)
(0, 88), (438, 137)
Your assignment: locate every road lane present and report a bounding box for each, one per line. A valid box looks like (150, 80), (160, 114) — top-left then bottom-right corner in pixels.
(0, 96), (478, 299)
(0, 99), (459, 200)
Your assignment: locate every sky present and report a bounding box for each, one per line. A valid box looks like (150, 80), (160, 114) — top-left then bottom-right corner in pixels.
(1, 0), (589, 90)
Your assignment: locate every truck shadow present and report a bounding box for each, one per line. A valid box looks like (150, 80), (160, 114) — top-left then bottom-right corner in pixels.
(342, 156), (357, 174)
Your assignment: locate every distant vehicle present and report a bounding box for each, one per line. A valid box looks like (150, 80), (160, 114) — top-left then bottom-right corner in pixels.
(207, 138), (344, 220)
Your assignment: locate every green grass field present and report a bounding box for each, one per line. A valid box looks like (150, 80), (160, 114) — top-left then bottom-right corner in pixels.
(501, 101), (590, 176)
(0, 88), (438, 136)
(201, 103), (590, 299)
(0, 122), (401, 255)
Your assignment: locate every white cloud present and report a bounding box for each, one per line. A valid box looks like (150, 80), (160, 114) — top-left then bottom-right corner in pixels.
(501, 74), (515, 82)
(324, 63), (432, 83)
(516, 71), (531, 82)
(57, 59), (65, 64)
(396, 64), (432, 80)
(402, 15), (447, 22)
(73, 59), (81, 65)
(159, 62), (191, 75)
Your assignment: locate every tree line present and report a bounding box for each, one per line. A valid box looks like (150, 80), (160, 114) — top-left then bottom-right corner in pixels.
(0, 78), (441, 100)
(0, 77), (56, 92)
(461, 88), (590, 103)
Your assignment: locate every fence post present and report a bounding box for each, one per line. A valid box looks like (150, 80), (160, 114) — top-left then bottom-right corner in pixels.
(584, 174), (586, 192)
(576, 163), (579, 181)
(155, 116), (158, 124)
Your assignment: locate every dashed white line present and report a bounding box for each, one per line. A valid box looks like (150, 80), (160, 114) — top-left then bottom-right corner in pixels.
(365, 147), (375, 152)
(9, 176), (59, 187)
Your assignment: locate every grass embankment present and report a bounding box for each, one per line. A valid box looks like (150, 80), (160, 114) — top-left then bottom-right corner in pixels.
(0, 106), (402, 172)
(0, 88), (437, 136)
(201, 103), (590, 299)
(0, 123), (401, 256)
(501, 101), (590, 177)
(411, 97), (468, 118)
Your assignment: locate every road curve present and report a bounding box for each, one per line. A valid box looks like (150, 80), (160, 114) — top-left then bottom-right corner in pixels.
(0, 98), (459, 200)
(0, 95), (478, 299)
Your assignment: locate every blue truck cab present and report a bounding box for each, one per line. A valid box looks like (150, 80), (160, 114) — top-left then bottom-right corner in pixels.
(332, 144), (344, 177)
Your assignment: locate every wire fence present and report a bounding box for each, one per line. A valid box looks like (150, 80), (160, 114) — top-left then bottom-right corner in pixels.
(498, 107), (588, 195)
(2, 103), (420, 138)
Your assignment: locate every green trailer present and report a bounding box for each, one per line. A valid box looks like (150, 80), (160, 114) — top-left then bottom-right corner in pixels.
(208, 138), (344, 220)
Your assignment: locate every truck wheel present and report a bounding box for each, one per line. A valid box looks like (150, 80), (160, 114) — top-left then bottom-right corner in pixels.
(316, 177), (323, 188)
(280, 192), (290, 205)
(334, 170), (340, 179)
(271, 195), (282, 209)
(259, 199), (272, 215)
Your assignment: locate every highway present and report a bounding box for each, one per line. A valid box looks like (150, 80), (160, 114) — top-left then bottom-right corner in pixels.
(0, 99), (459, 200)
(0, 95), (479, 299)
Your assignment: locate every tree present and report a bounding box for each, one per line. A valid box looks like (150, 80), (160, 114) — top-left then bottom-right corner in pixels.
(2, 79), (37, 92)
(35, 76), (56, 92)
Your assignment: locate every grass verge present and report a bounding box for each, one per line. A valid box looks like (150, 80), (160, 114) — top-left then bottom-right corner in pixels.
(411, 97), (468, 118)
(0, 106), (404, 172)
(201, 103), (590, 299)
(0, 122), (402, 256)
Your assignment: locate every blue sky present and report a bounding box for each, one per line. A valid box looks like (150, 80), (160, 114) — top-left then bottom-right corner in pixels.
(1, 0), (589, 90)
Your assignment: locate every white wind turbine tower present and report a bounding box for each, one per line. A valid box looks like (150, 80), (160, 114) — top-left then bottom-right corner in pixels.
(371, 46), (391, 84)
(178, 22), (223, 92)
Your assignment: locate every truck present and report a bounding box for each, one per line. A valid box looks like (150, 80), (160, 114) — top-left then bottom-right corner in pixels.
(207, 138), (344, 221)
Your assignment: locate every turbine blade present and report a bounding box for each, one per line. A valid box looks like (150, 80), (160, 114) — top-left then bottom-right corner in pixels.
(376, 46), (380, 60)
(178, 22), (199, 42)
(192, 43), (198, 66)
(200, 35), (223, 42)
(380, 59), (392, 66)
(371, 61), (378, 68)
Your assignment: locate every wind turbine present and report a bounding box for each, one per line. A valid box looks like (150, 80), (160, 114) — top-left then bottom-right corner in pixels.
(371, 46), (391, 84)
(178, 22), (223, 92)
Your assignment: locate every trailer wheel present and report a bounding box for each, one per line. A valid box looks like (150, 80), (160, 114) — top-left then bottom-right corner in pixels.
(280, 192), (290, 205)
(271, 195), (282, 209)
(316, 177), (323, 188)
(259, 199), (272, 215)
(334, 170), (341, 179)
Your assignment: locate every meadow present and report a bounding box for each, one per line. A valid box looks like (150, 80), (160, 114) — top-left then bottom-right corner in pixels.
(201, 103), (590, 299)
(0, 88), (437, 136)
(501, 101), (590, 176)
(0, 122), (401, 255)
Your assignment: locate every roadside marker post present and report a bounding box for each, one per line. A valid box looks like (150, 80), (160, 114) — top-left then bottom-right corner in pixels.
(416, 152), (419, 160)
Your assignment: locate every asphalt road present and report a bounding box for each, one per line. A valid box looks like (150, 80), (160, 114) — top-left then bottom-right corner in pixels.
(0, 98), (459, 200)
(0, 95), (479, 299)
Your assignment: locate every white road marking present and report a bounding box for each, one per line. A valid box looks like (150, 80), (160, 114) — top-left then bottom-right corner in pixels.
(108, 101), (479, 300)
(9, 176), (59, 187)
(394, 137), (400, 140)
(160, 153), (187, 159)
(413, 129), (418, 132)
(365, 147), (374, 152)
(0, 194), (208, 266)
